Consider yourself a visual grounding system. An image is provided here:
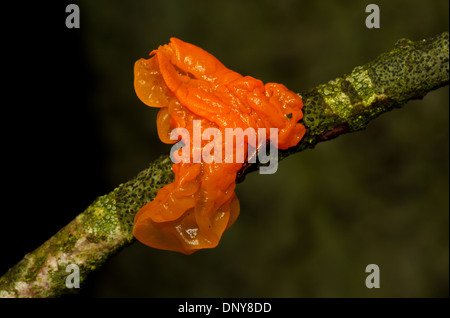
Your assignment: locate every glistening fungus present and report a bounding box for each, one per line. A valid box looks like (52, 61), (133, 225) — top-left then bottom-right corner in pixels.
(133, 38), (305, 254)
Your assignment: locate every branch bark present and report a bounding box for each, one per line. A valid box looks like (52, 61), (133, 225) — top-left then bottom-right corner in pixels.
(1, 32), (448, 297)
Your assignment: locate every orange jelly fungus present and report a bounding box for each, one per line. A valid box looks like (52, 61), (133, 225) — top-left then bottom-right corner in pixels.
(133, 38), (305, 254)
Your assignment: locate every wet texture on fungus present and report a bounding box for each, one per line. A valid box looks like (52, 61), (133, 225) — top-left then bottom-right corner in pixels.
(133, 38), (305, 254)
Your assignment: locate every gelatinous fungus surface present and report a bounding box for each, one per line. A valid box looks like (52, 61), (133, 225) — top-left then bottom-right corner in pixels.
(133, 38), (305, 254)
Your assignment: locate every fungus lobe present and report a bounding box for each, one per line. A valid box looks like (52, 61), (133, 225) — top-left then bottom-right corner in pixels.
(133, 38), (305, 254)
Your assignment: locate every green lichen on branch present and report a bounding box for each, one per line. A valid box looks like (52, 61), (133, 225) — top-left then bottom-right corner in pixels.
(305, 32), (448, 141)
(238, 32), (449, 177)
(277, 31), (449, 163)
(0, 156), (173, 298)
(0, 32), (448, 297)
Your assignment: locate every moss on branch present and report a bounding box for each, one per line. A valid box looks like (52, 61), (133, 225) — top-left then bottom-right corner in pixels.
(1, 32), (448, 297)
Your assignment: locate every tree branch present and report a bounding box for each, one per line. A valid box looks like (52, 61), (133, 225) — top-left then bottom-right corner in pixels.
(1, 32), (448, 297)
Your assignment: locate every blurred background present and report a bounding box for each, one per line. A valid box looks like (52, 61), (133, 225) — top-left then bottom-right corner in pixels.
(1, 0), (448, 297)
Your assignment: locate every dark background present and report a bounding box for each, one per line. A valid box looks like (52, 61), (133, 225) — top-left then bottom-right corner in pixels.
(1, 0), (448, 297)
